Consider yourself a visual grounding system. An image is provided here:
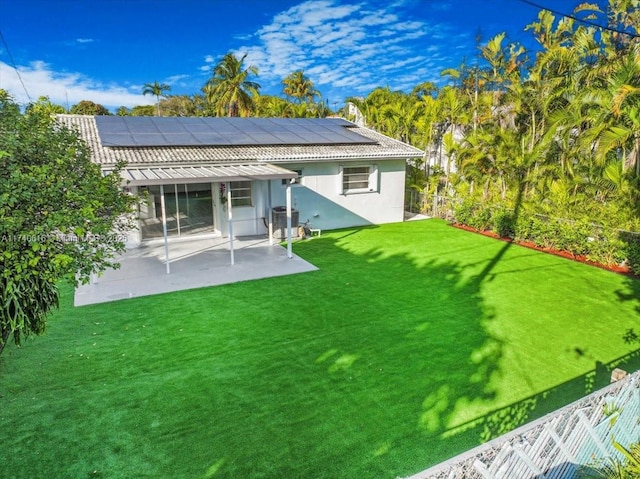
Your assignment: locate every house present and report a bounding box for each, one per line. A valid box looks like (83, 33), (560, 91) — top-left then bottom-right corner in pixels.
(58, 115), (424, 249)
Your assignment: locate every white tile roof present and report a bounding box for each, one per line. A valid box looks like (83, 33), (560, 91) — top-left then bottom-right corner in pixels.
(57, 115), (424, 167)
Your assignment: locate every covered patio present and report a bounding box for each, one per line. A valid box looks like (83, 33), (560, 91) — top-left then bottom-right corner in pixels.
(74, 235), (318, 306)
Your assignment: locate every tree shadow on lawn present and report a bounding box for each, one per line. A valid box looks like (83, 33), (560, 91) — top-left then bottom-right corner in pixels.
(442, 346), (640, 445)
(617, 273), (640, 346)
(285, 231), (503, 478)
(290, 224), (640, 478)
(2, 222), (639, 479)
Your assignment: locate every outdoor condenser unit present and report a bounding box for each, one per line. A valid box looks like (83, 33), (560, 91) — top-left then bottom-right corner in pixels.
(272, 206), (299, 239)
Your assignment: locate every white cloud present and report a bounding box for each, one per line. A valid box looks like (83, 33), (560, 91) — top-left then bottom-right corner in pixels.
(75, 38), (94, 44)
(0, 61), (152, 110)
(226, 0), (449, 100)
(165, 74), (190, 85)
(380, 56), (427, 72)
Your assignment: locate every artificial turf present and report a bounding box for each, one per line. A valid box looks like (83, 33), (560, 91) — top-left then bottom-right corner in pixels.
(1, 219), (639, 479)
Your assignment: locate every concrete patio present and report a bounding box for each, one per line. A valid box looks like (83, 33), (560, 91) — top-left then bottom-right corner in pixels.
(74, 235), (318, 306)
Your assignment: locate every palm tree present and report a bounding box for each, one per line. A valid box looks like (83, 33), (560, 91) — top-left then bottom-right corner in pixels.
(203, 53), (260, 117)
(282, 70), (321, 104)
(255, 95), (293, 117)
(142, 81), (171, 116)
(584, 48), (640, 177)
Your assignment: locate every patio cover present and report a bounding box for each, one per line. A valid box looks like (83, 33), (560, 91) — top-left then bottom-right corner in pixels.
(105, 163), (297, 185)
(105, 163), (298, 273)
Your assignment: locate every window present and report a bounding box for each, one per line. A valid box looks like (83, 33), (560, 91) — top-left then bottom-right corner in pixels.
(282, 169), (303, 186)
(230, 181), (252, 207)
(342, 165), (377, 193)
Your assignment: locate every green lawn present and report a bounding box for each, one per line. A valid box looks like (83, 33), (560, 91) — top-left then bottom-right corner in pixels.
(1, 219), (639, 479)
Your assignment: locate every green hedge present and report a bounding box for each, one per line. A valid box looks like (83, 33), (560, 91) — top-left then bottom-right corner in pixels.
(453, 202), (638, 275)
(621, 231), (640, 273)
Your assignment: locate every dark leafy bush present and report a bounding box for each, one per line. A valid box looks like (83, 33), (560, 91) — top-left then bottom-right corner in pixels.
(620, 231), (640, 275)
(453, 199), (475, 225)
(587, 228), (626, 267)
(554, 218), (592, 257)
(453, 203), (638, 271)
(467, 204), (492, 231)
(492, 208), (515, 238)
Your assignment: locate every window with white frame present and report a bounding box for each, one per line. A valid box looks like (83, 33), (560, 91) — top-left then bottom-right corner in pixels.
(341, 165), (378, 194)
(230, 181), (252, 207)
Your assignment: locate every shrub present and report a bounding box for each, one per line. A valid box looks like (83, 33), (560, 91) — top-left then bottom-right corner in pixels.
(620, 231), (640, 275)
(453, 199), (475, 225)
(555, 218), (592, 257)
(526, 216), (555, 249)
(467, 204), (492, 231)
(492, 208), (515, 238)
(587, 229), (626, 267)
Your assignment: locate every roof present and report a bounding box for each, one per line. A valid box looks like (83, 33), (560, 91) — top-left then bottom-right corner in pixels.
(57, 115), (424, 167)
(94, 116), (377, 147)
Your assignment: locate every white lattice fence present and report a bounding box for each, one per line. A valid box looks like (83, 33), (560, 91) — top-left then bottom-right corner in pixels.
(405, 371), (640, 479)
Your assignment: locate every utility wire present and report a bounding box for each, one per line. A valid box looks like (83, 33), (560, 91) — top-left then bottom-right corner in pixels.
(0, 29), (32, 103)
(516, 0), (640, 39)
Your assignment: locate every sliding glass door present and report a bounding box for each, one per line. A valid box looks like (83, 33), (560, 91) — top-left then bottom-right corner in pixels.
(139, 183), (215, 240)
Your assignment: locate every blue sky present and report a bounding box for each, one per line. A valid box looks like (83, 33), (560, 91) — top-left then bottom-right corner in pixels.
(0, 0), (605, 111)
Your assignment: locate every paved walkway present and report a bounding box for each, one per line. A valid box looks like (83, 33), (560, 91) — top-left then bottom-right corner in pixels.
(74, 235), (318, 306)
(404, 212), (431, 221)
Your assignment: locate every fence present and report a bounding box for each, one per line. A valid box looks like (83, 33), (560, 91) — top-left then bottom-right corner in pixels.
(405, 189), (426, 214)
(404, 369), (640, 479)
(430, 194), (460, 221)
(404, 191), (460, 220)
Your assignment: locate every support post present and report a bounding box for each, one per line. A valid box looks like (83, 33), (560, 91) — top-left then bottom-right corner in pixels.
(227, 181), (235, 266)
(267, 181), (274, 246)
(174, 183), (181, 236)
(286, 181), (293, 259)
(160, 184), (170, 274)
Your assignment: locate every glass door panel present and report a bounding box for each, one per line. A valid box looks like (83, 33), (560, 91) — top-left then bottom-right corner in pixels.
(177, 183), (214, 235)
(139, 183), (214, 240)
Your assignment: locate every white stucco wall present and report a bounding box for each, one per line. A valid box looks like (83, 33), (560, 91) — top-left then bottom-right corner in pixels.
(216, 180), (269, 237)
(270, 159), (406, 231)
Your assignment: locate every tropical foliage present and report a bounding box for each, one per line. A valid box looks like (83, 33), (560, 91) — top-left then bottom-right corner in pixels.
(282, 70), (321, 103)
(69, 100), (111, 115)
(579, 442), (640, 478)
(0, 91), (137, 355)
(116, 54), (332, 119)
(202, 52), (261, 117)
(348, 0), (640, 273)
(142, 81), (171, 116)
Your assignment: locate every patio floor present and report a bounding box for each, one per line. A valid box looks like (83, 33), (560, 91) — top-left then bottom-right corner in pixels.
(74, 235), (318, 306)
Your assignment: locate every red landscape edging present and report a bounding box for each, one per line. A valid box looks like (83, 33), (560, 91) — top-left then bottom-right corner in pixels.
(450, 223), (635, 277)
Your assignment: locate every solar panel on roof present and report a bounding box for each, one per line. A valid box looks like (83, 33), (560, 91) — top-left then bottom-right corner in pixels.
(94, 116), (377, 147)
(156, 122), (188, 134)
(101, 134), (136, 147)
(196, 133), (230, 144)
